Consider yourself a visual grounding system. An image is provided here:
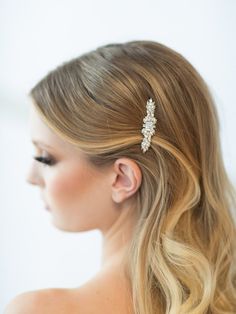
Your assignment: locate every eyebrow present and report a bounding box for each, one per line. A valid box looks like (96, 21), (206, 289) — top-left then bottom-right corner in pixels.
(32, 140), (53, 149)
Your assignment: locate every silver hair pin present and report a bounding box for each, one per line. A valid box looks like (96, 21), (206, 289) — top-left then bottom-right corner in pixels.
(141, 98), (157, 153)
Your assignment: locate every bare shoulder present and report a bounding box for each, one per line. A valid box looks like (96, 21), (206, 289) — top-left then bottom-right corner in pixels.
(4, 269), (134, 314)
(70, 269), (134, 314)
(3, 288), (78, 314)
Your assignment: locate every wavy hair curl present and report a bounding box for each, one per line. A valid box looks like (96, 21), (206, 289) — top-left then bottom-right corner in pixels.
(29, 40), (236, 313)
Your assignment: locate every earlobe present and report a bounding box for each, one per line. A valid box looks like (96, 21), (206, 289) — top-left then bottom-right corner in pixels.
(111, 158), (142, 204)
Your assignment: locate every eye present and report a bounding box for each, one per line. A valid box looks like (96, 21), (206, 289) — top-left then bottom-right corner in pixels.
(33, 155), (56, 166)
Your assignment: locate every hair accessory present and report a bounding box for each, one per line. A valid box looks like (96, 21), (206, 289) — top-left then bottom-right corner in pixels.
(141, 98), (157, 153)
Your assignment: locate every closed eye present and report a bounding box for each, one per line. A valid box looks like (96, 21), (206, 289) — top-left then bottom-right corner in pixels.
(33, 156), (56, 166)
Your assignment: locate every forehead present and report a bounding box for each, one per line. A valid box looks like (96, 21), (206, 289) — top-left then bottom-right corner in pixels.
(28, 105), (78, 155)
(28, 105), (62, 146)
(28, 104), (91, 163)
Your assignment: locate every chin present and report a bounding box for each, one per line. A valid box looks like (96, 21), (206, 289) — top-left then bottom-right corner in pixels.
(50, 219), (94, 233)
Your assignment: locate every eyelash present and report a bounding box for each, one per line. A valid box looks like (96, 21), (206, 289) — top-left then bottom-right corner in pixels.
(33, 156), (55, 166)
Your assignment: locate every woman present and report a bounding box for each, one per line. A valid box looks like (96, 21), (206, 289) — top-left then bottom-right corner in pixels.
(5, 40), (236, 313)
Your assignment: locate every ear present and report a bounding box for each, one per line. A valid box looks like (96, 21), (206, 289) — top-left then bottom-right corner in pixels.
(111, 158), (142, 204)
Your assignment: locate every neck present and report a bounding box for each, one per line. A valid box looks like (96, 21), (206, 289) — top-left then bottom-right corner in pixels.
(100, 202), (137, 272)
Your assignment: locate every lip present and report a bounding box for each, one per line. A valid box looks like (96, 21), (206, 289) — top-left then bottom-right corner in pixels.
(40, 195), (50, 211)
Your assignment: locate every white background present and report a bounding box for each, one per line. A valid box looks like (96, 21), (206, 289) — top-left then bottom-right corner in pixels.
(0, 0), (236, 311)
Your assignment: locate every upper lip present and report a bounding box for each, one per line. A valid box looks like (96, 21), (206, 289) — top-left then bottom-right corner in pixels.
(44, 203), (50, 209)
(41, 196), (48, 207)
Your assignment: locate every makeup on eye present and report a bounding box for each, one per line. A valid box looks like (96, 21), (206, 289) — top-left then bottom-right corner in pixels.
(33, 153), (56, 166)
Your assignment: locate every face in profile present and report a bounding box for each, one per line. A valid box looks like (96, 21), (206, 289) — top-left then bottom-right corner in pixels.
(26, 105), (122, 234)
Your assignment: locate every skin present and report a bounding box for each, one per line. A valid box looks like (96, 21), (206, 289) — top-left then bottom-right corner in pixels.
(23, 104), (143, 312)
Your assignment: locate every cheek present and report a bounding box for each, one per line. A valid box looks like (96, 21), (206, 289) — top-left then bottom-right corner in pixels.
(45, 164), (116, 232)
(47, 165), (90, 207)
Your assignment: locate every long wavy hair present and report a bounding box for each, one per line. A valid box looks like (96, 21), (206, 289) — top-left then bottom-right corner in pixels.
(28, 40), (236, 313)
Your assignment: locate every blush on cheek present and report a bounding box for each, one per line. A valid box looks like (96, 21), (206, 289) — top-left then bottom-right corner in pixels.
(47, 165), (94, 212)
(45, 162), (118, 232)
(45, 164), (108, 231)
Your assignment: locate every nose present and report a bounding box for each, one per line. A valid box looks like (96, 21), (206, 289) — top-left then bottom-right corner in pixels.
(25, 171), (37, 185)
(25, 164), (41, 186)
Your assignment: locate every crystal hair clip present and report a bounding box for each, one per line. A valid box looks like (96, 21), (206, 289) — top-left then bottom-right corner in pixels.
(141, 98), (157, 153)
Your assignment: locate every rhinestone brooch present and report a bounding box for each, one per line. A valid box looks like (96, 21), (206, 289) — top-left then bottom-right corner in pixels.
(141, 98), (157, 153)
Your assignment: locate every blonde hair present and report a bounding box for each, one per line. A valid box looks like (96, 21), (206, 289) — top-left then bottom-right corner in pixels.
(29, 40), (236, 313)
